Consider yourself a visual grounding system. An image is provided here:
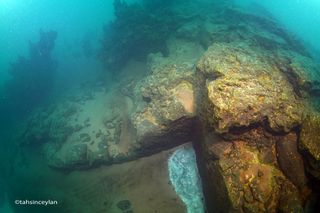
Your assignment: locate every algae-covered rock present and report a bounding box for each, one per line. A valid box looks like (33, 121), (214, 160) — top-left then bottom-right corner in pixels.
(196, 131), (303, 213)
(16, 37), (204, 170)
(197, 42), (304, 133)
(276, 132), (308, 191)
(274, 50), (320, 97)
(131, 58), (197, 156)
(21, 90), (114, 170)
(299, 112), (320, 180)
(10, 1), (320, 212)
(300, 113), (320, 161)
(195, 39), (315, 211)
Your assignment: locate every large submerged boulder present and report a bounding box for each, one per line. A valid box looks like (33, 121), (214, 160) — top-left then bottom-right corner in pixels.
(275, 50), (320, 97)
(197, 42), (305, 133)
(105, 39), (204, 159)
(196, 130), (304, 212)
(15, 1), (320, 211)
(130, 51), (197, 156)
(299, 112), (320, 180)
(194, 5), (320, 211)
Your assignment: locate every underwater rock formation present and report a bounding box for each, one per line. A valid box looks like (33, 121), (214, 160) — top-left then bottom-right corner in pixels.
(299, 112), (320, 181)
(130, 54), (197, 156)
(15, 0), (320, 211)
(193, 4), (320, 212)
(195, 129), (307, 212)
(276, 132), (308, 191)
(197, 42), (318, 212)
(197, 42), (304, 133)
(24, 90), (113, 170)
(23, 41), (202, 170)
(4, 30), (58, 115)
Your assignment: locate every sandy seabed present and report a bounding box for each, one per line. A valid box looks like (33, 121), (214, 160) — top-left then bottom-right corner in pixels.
(11, 145), (186, 213)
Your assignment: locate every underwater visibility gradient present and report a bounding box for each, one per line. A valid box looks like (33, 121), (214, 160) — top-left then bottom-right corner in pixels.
(0, 0), (320, 212)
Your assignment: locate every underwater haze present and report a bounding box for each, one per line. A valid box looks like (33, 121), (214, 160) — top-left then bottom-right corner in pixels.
(0, 0), (115, 88)
(0, 0), (320, 212)
(235, 0), (320, 61)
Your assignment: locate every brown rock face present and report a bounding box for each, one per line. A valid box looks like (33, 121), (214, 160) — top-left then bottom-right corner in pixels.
(194, 6), (319, 210)
(276, 132), (308, 191)
(197, 42), (304, 134)
(16, 1), (320, 212)
(300, 113), (320, 161)
(275, 50), (320, 97)
(195, 129), (303, 212)
(300, 113), (320, 181)
(131, 55), (198, 156)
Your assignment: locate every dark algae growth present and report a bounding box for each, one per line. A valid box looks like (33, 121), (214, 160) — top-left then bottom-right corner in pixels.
(99, 0), (187, 74)
(4, 30), (58, 116)
(0, 0), (320, 212)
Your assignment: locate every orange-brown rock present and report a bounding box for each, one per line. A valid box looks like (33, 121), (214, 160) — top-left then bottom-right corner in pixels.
(196, 130), (303, 213)
(276, 132), (308, 191)
(299, 112), (320, 181)
(197, 42), (304, 134)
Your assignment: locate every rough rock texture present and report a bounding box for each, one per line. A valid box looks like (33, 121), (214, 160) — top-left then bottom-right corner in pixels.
(197, 42), (304, 133)
(300, 113), (320, 161)
(112, 40), (204, 158)
(275, 50), (320, 97)
(299, 112), (320, 180)
(196, 130), (304, 213)
(24, 88), (113, 169)
(16, 1), (320, 211)
(193, 4), (320, 211)
(276, 132), (308, 191)
(194, 43), (318, 212)
(20, 40), (203, 170)
(131, 54), (197, 156)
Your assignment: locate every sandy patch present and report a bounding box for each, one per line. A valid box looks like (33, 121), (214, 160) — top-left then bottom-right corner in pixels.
(10, 146), (186, 213)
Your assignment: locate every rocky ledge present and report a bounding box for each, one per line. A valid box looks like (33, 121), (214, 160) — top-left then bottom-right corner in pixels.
(18, 3), (320, 212)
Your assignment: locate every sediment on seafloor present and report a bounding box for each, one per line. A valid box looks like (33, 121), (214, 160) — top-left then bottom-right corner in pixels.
(16, 1), (320, 212)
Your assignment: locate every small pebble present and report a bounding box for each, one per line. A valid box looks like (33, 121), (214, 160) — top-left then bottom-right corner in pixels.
(116, 200), (131, 211)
